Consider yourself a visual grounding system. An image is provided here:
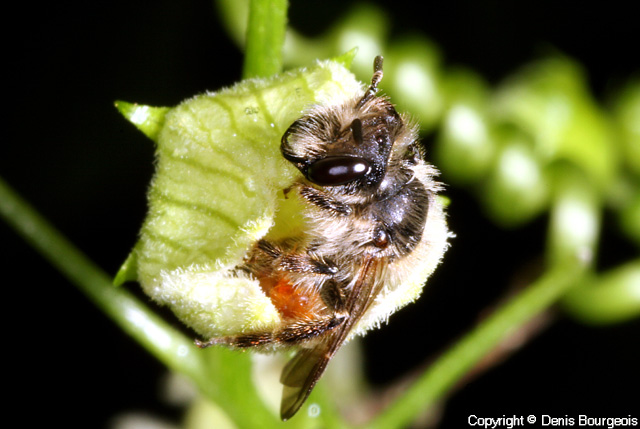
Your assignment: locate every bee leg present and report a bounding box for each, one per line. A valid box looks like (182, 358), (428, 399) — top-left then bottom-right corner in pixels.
(250, 239), (338, 276)
(196, 279), (349, 349)
(279, 253), (338, 275)
(277, 313), (347, 343)
(288, 182), (352, 216)
(195, 332), (276, 348)
(195, 312), (347, 349)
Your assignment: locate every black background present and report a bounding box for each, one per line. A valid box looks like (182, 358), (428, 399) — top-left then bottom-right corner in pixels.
(3, 0), (638, 427)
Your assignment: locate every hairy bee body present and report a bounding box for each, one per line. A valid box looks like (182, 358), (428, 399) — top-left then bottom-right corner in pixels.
(197, 57), (450, 420)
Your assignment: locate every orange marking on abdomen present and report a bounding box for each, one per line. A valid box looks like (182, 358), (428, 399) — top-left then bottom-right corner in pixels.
(268, 278), (319, 320)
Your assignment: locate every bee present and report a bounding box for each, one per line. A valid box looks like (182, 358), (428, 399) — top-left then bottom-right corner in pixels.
(196, 56), (448, 420)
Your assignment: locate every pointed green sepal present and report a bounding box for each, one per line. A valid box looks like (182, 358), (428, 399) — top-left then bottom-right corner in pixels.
(113, 250), (138, 286)
(115, 101), (170, 142)
(331, 48), (358, 69)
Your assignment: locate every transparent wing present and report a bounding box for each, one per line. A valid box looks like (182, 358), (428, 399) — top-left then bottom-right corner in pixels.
(280, 342), (333, 420)
(279, 256), (386, 420)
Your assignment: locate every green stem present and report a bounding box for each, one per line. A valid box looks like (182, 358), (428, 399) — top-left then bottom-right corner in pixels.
(0, 178), (199, 375)
(367, 167), (599, 429)
(242, 0), (288, 79)
(367, 265), (585, 429)
(0, 177), (280, 427)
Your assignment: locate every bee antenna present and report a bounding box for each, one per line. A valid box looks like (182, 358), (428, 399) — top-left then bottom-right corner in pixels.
(357, 56), (384, 108)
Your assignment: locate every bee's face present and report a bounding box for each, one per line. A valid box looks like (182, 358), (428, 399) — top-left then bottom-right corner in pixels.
(281, 86), (405, 193)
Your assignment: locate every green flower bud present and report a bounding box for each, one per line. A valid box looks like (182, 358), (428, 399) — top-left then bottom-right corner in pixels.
(483, 131), (549, 226)
(435, 69), (494, 183)
(383, 37), (444, 130)
(118, 60), (364, 338)
(117, 57), (450, 345)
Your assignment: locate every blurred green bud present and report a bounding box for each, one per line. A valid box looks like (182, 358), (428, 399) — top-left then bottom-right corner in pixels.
(435, 69), (494, 182)
(492, 57), (618, 192)
(619, 190), (640, 246)
(483, 131), (549, 226)
(329, 4), (389, 79)
(383, 37), (444, 131)
(546, 164), (600, 267)
(562, 259), (640, 325)
(611, 79), (640, 178)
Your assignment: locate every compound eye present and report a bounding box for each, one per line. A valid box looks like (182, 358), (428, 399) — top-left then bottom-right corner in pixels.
(307, 156), (371, 186)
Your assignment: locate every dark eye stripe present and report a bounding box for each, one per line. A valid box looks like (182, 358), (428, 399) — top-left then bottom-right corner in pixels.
(307, 156), (371, 186)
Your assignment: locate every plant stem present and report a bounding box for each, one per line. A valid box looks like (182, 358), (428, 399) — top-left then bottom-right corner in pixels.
(368, 266), (584, 428)
(367, 168), (599, 429)
(0, 177), (202, 373)
(0, 177), (280, 427)
(242, 0), (288, 79)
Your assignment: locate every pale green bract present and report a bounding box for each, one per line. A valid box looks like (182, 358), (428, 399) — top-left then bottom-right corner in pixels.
(116, 58), (448, 340)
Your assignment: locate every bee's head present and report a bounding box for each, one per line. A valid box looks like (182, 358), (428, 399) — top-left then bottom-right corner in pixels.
(280, 56), (405, 194)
